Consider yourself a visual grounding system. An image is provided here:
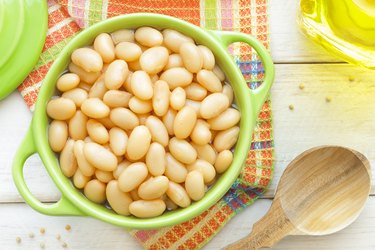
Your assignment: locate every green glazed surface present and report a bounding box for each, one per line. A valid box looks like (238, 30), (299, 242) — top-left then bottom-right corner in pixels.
(0, 0), (47, 100)
(13, 14), (274, 229)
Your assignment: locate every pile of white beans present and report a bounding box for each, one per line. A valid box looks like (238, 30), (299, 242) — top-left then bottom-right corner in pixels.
(47, 27), (240, 218)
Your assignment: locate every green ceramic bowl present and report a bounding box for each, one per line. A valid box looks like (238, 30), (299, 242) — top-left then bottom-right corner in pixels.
(13, 13), (274, 229)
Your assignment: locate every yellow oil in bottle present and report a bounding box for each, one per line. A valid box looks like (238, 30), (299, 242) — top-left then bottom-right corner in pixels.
(299, 0), (375, 69)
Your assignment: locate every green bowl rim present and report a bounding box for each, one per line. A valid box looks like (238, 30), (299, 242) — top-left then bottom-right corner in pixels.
(31, 13), (259, 229)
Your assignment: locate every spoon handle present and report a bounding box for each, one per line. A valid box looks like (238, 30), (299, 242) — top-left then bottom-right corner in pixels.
(225, 199), (294, 250)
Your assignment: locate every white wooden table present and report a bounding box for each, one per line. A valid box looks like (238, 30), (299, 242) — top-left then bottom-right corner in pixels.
(1, 1), (375, 249)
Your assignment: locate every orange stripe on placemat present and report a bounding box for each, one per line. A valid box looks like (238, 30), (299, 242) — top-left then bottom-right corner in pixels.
(239, 0), (252, 34)
(146, 205), (232, 250)
(106, 0), (201, 26)
(44, 21), (80, 51)
(18, 63), (53, 92)
(48, 7), (67, 28)
(21, 88), (41, 109)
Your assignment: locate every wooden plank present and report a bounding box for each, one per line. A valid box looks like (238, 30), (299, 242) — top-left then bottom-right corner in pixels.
(0, 198), (374, 249)
(25, 61), (375, 194)
(269, 0), (342, 63)
(2, 64), (375, 202)
(0, 202), (141, 250)
(265, 63), (375, 196)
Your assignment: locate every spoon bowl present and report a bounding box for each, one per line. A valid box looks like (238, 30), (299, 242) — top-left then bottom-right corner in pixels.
(227, 146), (371, 249)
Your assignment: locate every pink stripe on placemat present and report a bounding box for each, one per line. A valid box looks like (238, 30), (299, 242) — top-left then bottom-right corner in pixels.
(69, 0), (87, 27)
(221, 0), (234, 30)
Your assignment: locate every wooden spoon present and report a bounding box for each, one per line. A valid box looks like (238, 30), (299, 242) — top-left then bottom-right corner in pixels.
(226, 146), (371, 250)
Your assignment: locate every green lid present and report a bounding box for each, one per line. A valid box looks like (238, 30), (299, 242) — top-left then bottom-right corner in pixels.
(0, 0), (47, 100)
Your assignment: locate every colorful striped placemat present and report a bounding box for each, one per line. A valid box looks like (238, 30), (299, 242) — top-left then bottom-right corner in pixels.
(18, 1), (274, 249)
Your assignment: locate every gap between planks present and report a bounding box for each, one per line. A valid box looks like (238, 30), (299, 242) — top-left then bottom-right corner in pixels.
(1, 190), (375, 204)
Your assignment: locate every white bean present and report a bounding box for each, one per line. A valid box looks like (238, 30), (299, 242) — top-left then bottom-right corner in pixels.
(131, 71), (153, 100)
(128, 96), (153, 114)
(146, 142), (166, 176)
(165, 153), (187, 183)
(110, 108), (139, 130)
(160, 67), (193, 90)
(62, 88), (88, 107)
(115, 41), (142, 62)
(138, 176), (169, 200)
(47, 97), (76, 120)
(118, 162), (148, 192)
(113, 160), (131, 180)
(140, 46), (169, 74)
(111, 29), (135, 44)
(68, 62), (100, 84)
(106, 180), (133, 215)
(162, 108), (177, 136)
(94, 33), (115, 63)
(145, 116), (169, 147)
(129, 199), (166, 218)
(200, 93), (229, 119)
(190, 119), (212, 145)
(213, 64), (225, 81)
(162, 29), (194, 53)
(71, 48), (103, 72)
(126, 125), (151, 161)
(163, 54), (183, 70)
(208, 108), (240, 130)
(74, 140), (96, 176)
(186, 159), (216, 183)
(109, 127), (128, 156)
(103, 90), (131, 108)
(86, 119), (109, 144)
(104, 60), (129, 90)
(222, 84), (234, 104)
(197, 69), (223, 93)
(123, 71), (133, 94)
(170, 87), (186, 110)
(180, 43), (203, 73)
(135, 27), (163, 47)
(84, 179), (106, 204)
(213, 126), (240, 152)
(191, 142), (217, 165)
(73, 168), (91, 189)
(184, 83), (207, 101)
(198, 45), (215, 70)
(57, 73), (80, 92)
(88, 76), (107, 99)
(166, 181), (191, 208)
(83, 142), (118, 171)
(81, 98), (110, 119)
(153, 80), (170, 116)
(68, 111), (88, 140)
(184, 99), (201, 117)
(214, 150), (233, 174)
(59, 139), (77, 178)
(95, 169), (114, 183)
(48, 120), (68, 152)
(185, 170), (205, 201)
(173, 106), (197, 139)
(168, 137), (197, 164)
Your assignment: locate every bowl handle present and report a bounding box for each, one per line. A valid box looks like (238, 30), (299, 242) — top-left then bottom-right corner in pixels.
(208, 30), (275, 116)
(12, 127), (84, 216)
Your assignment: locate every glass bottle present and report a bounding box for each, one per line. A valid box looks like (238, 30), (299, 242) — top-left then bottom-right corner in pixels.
(299, 0), (375, 69)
